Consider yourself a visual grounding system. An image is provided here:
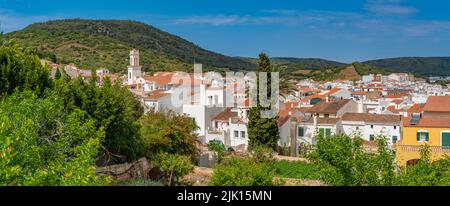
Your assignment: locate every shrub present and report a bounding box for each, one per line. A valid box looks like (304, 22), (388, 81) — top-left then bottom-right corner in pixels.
(153, 153), (195, 186)
(210, 157), (277, 186)
(207, 140), (226, 162)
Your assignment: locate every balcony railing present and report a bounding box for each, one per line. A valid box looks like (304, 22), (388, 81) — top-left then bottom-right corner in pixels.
(397, 145), (450, 153)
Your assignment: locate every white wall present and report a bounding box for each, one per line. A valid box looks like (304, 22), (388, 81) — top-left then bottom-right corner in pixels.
(340, 121), (401, 145)
(229, 122), (248, 148)
(297, 124), (337, 145)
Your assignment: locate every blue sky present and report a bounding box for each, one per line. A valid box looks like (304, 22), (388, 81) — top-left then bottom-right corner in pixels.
(1, 0), (450, 62)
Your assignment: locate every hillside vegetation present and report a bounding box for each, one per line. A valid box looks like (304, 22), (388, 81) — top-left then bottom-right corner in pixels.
(364, 57), (450, 76)
(5, 19), (255, 73)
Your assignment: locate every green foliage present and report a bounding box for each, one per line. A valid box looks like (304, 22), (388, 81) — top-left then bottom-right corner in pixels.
(207, 140), (226, 162)
(0, 91), (109, 186)
(53, 76), (144, 163)
(153, 153), (194, 186)
(0, 45), (52, 96)
(5, 19), (255, 73)
(273, 161), (321, 180)
(115, 178), (164, 186)
(395, 145), (450, 186)
(248, 53), (280, 150)
(364, 57), (450, 76)
(140, 111), (199, 160)
(309, 134), (396, 186)
(210, 157), (277, 186)
(54, 68), (62, 80)
(352, 62), (392, 76)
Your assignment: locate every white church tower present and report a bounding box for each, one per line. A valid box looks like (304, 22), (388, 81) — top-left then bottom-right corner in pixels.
(128, 49), (142, 85)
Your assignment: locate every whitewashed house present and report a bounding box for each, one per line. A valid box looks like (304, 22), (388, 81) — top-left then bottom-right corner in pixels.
(340, 113), (402, 145)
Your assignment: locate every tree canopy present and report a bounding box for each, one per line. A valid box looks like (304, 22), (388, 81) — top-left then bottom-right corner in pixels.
(0, 91), (109, 186)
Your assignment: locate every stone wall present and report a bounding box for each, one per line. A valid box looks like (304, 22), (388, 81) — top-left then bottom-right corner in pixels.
(96, 157), (151, 181)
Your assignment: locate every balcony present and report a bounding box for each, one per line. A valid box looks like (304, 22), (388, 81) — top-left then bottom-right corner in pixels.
(397, 145), (450, 153)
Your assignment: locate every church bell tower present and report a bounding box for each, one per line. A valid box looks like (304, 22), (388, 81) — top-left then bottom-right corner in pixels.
(128, 49), (142, 85)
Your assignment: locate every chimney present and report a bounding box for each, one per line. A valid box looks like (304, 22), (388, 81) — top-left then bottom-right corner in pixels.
(290, 117), (297, 157)
(313, 114), (318, 127)
(200, 84), (207, 106)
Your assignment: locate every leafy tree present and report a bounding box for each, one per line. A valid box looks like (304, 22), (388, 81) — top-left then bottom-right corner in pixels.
(0, 45), (52, 97)
(207, 140), (226, 162)
(248, 53), (279, 150)
(210, 156), (277, 186)
(153, 153), (194, 186)
(309, 134), (396, 186)
(139, 111), (199, 160)
(53, 76), (145, 164)
(0, 91), (109, 186)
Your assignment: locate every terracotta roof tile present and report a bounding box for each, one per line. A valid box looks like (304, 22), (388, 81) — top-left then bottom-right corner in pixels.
(342, 113), (401, 124)
(423, 96), (450, 113)
(213, 108), (237, 121)
(308, 99), (351, 114)
(403, 116), (450, 128)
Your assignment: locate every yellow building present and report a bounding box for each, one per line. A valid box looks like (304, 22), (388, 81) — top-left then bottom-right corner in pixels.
(396, 96), (450, 166)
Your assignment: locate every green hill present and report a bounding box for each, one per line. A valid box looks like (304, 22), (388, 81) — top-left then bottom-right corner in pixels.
(4, 19), (256, 73)
(240, 57), (345, 70)
(364, 57), (450, 76)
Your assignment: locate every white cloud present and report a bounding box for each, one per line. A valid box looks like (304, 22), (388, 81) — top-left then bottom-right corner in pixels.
(364, 0), (418, 15)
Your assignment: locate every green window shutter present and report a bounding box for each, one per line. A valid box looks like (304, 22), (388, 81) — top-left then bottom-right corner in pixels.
(298, 127), (304, 137)
(425, 133), (429, 141)
(319, 128), (325, 137)
(325, 128), (331, 137)
(442, 133), (450, 147)
(417, 132), (420, 141)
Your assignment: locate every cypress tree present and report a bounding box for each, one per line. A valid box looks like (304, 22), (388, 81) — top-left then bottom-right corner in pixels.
(247, 53), (279, 150)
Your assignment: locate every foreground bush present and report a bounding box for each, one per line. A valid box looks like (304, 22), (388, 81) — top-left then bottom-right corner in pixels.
(153, 153), (194, 186)
(0, 91), (109, 186)
(210, 157), (277, 186)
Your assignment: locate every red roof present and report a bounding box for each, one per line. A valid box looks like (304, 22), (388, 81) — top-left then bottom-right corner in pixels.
(423, 96), (450, 113)
(403, 116), (450, 128)
(407, 104), (424, 114)
(385, 93), (410, 99)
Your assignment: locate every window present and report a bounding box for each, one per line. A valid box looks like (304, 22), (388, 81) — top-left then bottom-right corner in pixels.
(319, 128), (332, 137)
(417, 131), (429, 142)
(324, 114), (330, 118)
(325, 128), (331, 137)
(394, 126), (397, 130)
(442, 132), (450, 147)
(319, 128), (325, 137)
(371, 125), (374, 129)
(298, 127), (305, 137)
(234, 131), (239, 138)
(392, 136), (398, 144)
(370, 135), (375, 141)
(241, 131), (246, 139)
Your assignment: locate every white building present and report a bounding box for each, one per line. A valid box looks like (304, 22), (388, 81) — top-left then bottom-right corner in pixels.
(340, 113), (401, 145)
